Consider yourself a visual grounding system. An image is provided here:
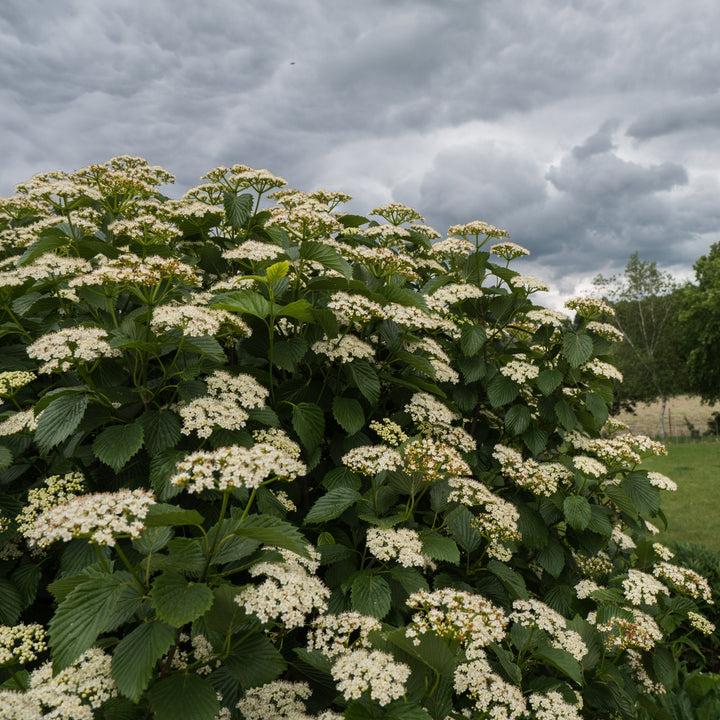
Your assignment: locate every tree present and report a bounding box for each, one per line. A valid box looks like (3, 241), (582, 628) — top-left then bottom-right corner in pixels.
(594, 252), (690, 438)
(682, 242), (720, 403)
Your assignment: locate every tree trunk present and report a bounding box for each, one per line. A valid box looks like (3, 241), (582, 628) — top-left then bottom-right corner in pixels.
(658, 394), (667, 439)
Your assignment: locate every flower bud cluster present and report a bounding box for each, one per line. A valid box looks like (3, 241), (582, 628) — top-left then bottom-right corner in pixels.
(0, 623), (46, 665)
(306, 612), (382, 659)
(26, 326), (121, 373)
(366, 527), (426, 568)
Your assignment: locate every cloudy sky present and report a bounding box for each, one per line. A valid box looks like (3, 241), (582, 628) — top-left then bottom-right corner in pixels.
(2, 0), (720, 305)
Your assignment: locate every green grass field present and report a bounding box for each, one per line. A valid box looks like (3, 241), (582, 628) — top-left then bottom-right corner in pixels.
(640, 442), (720, 550)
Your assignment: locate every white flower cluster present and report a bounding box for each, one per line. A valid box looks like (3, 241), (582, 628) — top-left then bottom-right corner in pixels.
(236, 680), (312, 720)
(574, 578), (602, 599)
(509, 275), (548, 292)
(252, 428), (302, 460)
(222, 240), (285, 262)
(405, 391), (458, 426)
(175, 370), (269, 438)
(653, 543), (675, 560)
(626, 648), (666, 695)
(583, 359), (624, 382)
(653, 562), (713, 602)
(493, 444), (572, 497)
(22, 488), (155, 548)
(326, 291), (384, 325)
(341, 445), (402, 476)
(26, 326), (121, 373)
(366, 527), (426, 567)
(403, 437), (471, 480)
(622, 569), (671, 606)
(565, 296), (616, 317)
(0, 370), (35, 396)
(587, 321), (625, 342)
(448, 221), (508, 239)
(0, 623), (46, 665)
(383, 303), (458, 335)
(370, 202), (424, 225)
(406, 588), (507, 651)
(330, 649), (410, 706)
(611, 524), (637, 551)
(431, 236), (475, 257)
(151, 304), (251, 337)
(69, 252), (200, 287)
(589, 434), (666, 469)
(593, 608), (664, 651)
(491, 241), (530, 260)
(573, 549), (614, 576)
(572, 455), (607, 477)
(647, 471), (677, 492)
(307, 612), (382, 658)
(454, 653), (527, 720)
(236, 547), (329, 628)
(528, 690), (583, 720)
(688, 611), (716, 634)
(510, 599), (588, 661)
(171, 442), (306, 493)
(499, 360), (540, 384)
(0, 408), (37, 437)
(0, 647), (116, 718)
(15, 471), (86, 542)
(524, 308), (568, 326)
(430, 283), (483, 306)
(312, 335), (375, 363)
(369, 418), (408, 447)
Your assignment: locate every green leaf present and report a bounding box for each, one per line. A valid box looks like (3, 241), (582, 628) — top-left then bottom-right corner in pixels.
(299, 240), (352, 278)
(265, 261), (290, 283)
(49, 575), (126, 671)
(563, 332), (593, 368)
(563, 495), (592, 531)
(271, 337), (308, 371)
(488, 559), (528, 599)
(554, 399), (578, 430)
(35, 392), (88, 453)
(150, 572), (214, 627)
(145, 503), (205, 527)
(584, 391), (609, 427)
(305, 487), (361, 524)
(504, 404), (532, 435)
(0, 578), (22, 624)
(277, 299), (314, 322)
(132, 526), (174, 555)
(421, 533), (460, 564)
(223, 191), (253, 230)
(387, 628), (458, 676)
(112, 621), (176, 702)
(150, 537), (207, 574)
(536, 368), (563, 396)
(489, 642), (522, 685)
(182, 335), (226, 362)
(93, 423), (144, 471)
(351, 572), (392, 618)
(234, 515), (309, 558)
(535, 646), (582, 684)
(148, 672), (219, 720)
(522, 426), (548, 455)
(537, 537), (566, 577)
(384, 701), (433, 720)
(211, 289), (271, 318)
(486, 374), (520, 407)
(349, 360), (381, 405)
(332, 396), (365, 435)
(0, 445), (12, 469)
(389, 566), (429, 594)
(447, 507), (482, 553)
(622, 472), (661, 515)
(223, 633), (287, 688)
(292, 402), (325, 450)
(460, 323), (486, 356)
(138, 410), (182, 455)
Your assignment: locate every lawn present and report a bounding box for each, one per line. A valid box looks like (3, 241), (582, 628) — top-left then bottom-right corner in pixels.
(640, 442), (720, 550)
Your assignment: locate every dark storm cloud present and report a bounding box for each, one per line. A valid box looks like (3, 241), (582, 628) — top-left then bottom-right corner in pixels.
(1, 0), (720, 300)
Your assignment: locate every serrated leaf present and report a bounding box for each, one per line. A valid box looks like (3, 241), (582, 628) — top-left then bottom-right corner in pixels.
(223, 191), (253, 230)
(387, 628), (458, 676)
(536, 368), (563, 395)
(35, 392), (88, 453)
(299, 240), (352, 278)
(504, 404), (531, 435)
(489, 642), (522, 685)
(144, 503), (205, 527)
(234, 515), (309, 558)
(488, 559), (529, 599)
(182, 335), (226, 362)
(447, 507), (482, 553)
(421, 533), (460, 564)
(584, 391), (609, 427)
(535, 646), (582, 684)
(277, 299), (314, 322)
(486, 374), (519, 407)
(93, 423), (144, 471)
(563, 495), (592, 531)
(112, 621), (176, 702)
(271, 337), (308, 371)
(0, 445), (12, 469)
(537, 537), (566, 577)
(563, 332), (593, 368)
(587, 505), (613, 536)
(150, 572), (213, 627)
(211, 289), (272, 318)
(148, 672), (219, 720)
(351, 572), (391, 618)
(0, 578), (22, 624)
(604, 484), (638, 517)
(138, 410), (182, 455)
(132, 526), (174, 555)
(522, 426), (548, 455)
(223, 633), (287, 688)
(11, 563), (41, 608)
(384, 701), (433, 720)
(554, 399), (578, 430)
(265, 261), (290, 283)
(305, 487), (361, 523)
(292, 402), (325, 450)
(349, 360), (381, 405)
(460, 323), (486, 356)
(622, 473), (660, 515)
(49, 575), (126, 671)
(389, 566), (429, 594)
(332, 396), (365, 435)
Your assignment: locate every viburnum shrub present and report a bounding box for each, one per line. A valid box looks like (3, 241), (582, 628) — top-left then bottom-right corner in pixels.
(0, 156), (715, 720)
